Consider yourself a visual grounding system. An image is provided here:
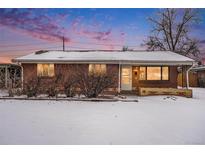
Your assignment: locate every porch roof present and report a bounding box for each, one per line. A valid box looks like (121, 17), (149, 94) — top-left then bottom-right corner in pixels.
(12, 50), (195, 65)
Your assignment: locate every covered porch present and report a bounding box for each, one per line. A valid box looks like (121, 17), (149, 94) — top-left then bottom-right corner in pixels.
(0, 64), (22, 89)
(118, 64), (194, 97)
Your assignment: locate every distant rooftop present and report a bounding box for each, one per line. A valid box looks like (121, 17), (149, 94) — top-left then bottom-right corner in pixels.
(12, 50), (195, 65)
(191, 65), (205, 71)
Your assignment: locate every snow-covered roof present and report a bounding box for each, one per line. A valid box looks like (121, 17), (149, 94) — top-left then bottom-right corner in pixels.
(12, 50), (195, 65)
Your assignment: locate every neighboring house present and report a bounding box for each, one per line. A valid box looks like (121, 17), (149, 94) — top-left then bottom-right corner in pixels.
(178, 65), (205, 88)
(190, 65), (205, 87)
(12, 50), (195, 94)
(0, 63), (21, 89)
(177, 66), (198, 88)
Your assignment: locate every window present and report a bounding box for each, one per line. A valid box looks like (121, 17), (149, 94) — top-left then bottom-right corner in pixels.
(139, 66), (169, 81)
(139, 67), (146, 80)
(162, 66), (169, 80)
(37, 64), (54, 77)
(89, 64), (106, 75)
(147, 67), (161, 80)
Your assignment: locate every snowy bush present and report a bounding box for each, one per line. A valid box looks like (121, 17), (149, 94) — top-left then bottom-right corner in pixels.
(8, 88), (14, 97)
(47, 85), (58, 97)
(8, 88), (22, 97)
(46, 74), (62, 97)
(64, 78), (78, 97)
(76, 67), (117, 98)
(25, 78), (41, 97)
(64, 84), (76, 97)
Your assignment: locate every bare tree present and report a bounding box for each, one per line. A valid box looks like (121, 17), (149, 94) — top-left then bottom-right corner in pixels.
(145, 9), (200, 57)
(75, 66), (118, 98)
(122, 46), (133, 51)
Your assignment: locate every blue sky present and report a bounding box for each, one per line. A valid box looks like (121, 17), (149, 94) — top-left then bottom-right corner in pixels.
(0, 8), (205, 63)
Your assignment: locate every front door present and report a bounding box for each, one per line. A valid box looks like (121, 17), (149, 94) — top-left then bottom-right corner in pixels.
(121, 65), (132, 90)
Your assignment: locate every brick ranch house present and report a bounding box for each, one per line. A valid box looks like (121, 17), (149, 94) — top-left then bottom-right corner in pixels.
(12, 50), (195, 96)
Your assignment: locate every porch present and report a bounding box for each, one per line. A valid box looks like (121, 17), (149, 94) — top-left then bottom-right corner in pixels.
(119, 65), (193, 97)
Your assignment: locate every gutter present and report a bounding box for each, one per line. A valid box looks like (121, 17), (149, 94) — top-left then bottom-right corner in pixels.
(12, 59), (194, 66)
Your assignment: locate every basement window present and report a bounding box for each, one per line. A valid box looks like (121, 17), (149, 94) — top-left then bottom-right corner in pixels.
(89, 64), (106, 75)
(37, 64), (54, 77)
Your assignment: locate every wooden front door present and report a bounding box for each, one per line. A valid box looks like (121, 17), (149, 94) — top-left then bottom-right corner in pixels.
(121, 65), (132, 90)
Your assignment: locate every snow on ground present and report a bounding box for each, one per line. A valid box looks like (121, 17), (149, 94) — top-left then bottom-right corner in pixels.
(0, 89), (8, 97)
(0, 88), (205, 144)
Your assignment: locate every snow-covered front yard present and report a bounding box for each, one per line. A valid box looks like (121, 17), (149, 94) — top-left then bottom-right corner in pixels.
(0, 88), (205, 144)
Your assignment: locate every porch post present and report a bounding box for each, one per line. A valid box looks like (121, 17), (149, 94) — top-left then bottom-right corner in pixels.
(186, 62), (195, 89)
(21, 64), (24, 90)
(181, 65), (183, 88)
(186, 63), (195, 89)
(118, 63), (121, 93)
(5, 65), (8, 88)
(186, 66), (189, 89)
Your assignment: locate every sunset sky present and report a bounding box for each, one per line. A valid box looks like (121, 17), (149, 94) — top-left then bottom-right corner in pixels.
(1, 8), (205, 63)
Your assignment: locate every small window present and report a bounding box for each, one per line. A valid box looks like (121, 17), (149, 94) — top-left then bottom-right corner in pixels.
(37, 64), (54, 77)
(89, 64), (106, 75)
(139, 67), (146, 80)
(162, 66), (169, 80)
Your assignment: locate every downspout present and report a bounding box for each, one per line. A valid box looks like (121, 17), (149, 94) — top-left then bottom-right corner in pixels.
(118, 63), (121, 94)
(186, 62), (195, 89)
(5, 65), (8, 88)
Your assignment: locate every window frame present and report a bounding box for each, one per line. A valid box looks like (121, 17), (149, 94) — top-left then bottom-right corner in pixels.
(139, 66), (147, 80)
(139, 66), (170, 81)
(37, 63), (55, 77)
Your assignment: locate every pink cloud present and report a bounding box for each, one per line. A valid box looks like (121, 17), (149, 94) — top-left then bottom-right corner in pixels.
(74, 28), (113, 42)
(0, 9), (71, 42)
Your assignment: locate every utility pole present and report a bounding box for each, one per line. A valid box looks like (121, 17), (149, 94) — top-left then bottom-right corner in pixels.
(63, 36), (65, 51)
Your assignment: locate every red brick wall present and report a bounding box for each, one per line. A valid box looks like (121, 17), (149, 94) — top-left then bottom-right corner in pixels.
(22, 63), (37, 85)
(22, 63), (119, 93)
(22, 63), (179, 93)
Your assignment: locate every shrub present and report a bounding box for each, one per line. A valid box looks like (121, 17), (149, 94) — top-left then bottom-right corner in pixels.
(15, 88), (22, 96)
(62, 72), (78, 97)
(8, 88), (14, 97)
(46, 74), (62, 98)
(76, 67), (117, 98)
(64, 80), (77, 97)
(47, 85), (58, 97)
(25, 78), (40, 97)
(8, 88), (22, 97)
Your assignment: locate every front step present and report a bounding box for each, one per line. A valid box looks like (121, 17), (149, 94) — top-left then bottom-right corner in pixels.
(120, 90), (139, 95)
